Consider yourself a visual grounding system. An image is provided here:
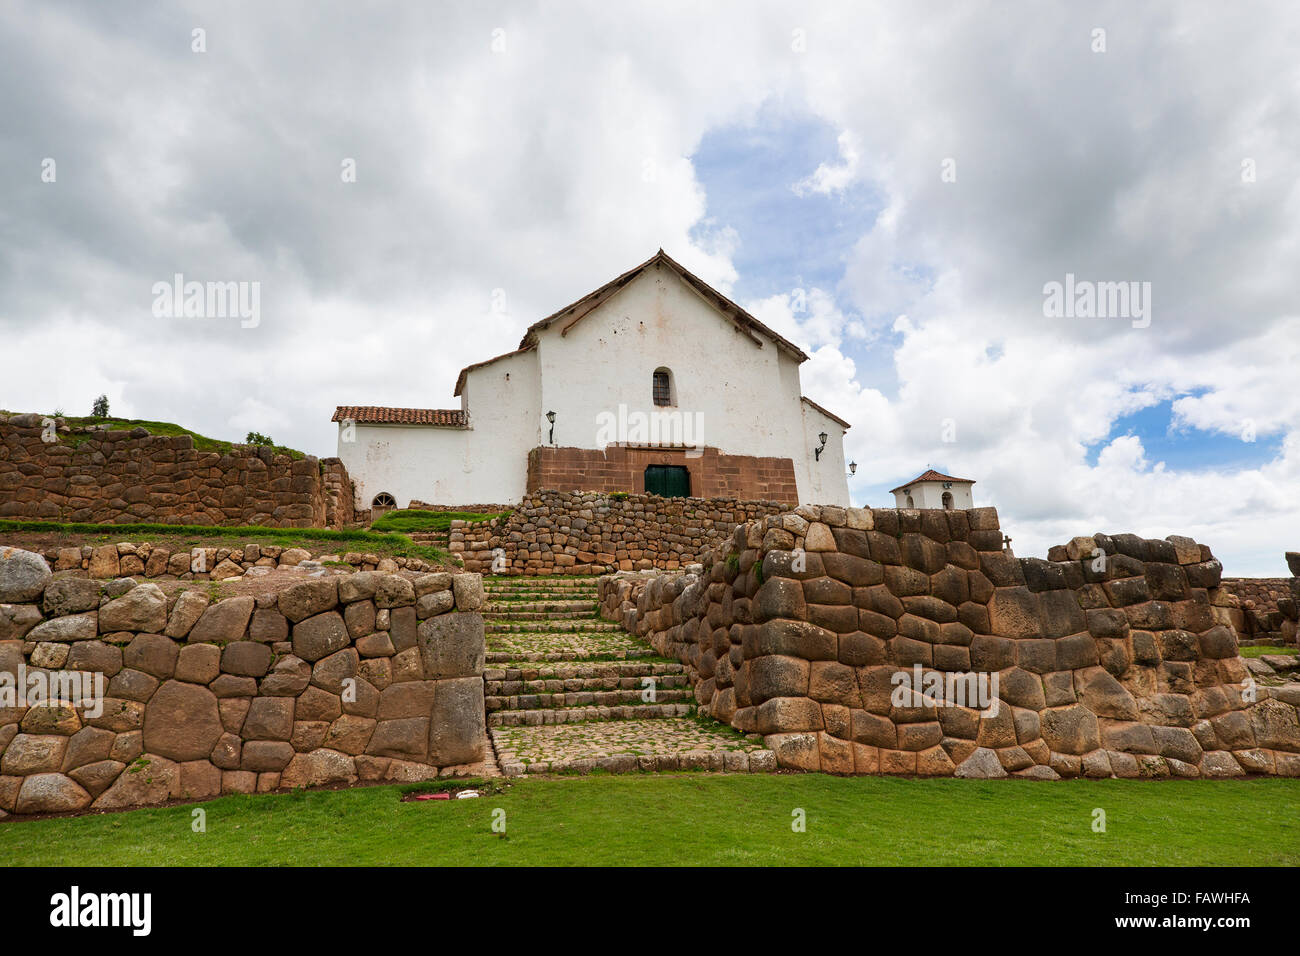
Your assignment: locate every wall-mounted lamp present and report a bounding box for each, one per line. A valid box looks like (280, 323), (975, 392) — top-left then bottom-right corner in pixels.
(813, 431), (828, 461)
(546, 410), (556, 445)
(847, 461), (858, 478)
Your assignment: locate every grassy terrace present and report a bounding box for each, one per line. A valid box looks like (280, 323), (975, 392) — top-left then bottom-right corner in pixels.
(1240, 645), (1299, 658)
(370, 508), (506, 533)
(2, 774), (1297, 867)
(48, 415), (307, 460)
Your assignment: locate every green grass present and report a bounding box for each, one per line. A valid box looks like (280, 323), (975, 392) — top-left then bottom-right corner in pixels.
(370, 509), (505, 533)
(54, 416), (306, 459)
(0, 519), (451, 565)
(3, 774), (1296, 866)
(1240, 645), (1299, 658)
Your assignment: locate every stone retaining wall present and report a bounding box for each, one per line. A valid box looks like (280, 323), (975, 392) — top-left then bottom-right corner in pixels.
(27, 540), (442, 581)
(0, 546), (487, 817)
(1220, 574), (1299, 645)
(450, 489), (788, 575)
(0, 413), (354, 528)
(600, 506), (1300, 778)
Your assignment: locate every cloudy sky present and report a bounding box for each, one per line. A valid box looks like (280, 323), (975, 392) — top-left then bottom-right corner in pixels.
(2, 1), (1297, 574)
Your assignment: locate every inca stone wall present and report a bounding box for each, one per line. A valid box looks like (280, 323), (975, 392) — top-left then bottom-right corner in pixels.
(0, 413), (355, 528)
(1220, 556), (1299, 645)
(450, 489), (788, 575)
(27, 540), (443, 581)
(0, 546), (487, 817)
(600, 506), (1300, 778)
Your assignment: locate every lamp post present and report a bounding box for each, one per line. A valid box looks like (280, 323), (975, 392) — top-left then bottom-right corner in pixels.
(814, 431), (828, 461)
(847, 460), (857, 478)
(546, 410), (556, 445)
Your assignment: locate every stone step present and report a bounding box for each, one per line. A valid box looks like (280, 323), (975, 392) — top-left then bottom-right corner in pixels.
(484, 661), (686, 682)
(484, 594), (598, 605)
(485, 621), (622, 633)
(486, 648), (659, 664)
(482, 607), (599, 620)
(486, 687), (694, 712)
(485, 578), (602, 588)
(486, 676), (690, 697)
(489, 717), (777, 775)
(488, 702), (693, 727)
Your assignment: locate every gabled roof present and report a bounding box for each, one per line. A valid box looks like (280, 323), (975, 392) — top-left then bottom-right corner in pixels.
(333, 406), (468, 427)
(801, 396), (851, 430)
(889, 469), (976, 494)
(453, 344), (535, 397)
(517, 249), (810, 362)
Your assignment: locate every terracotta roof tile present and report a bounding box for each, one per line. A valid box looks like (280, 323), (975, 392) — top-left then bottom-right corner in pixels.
(332, 406), (467, 427)
(888, 469), (975, 494)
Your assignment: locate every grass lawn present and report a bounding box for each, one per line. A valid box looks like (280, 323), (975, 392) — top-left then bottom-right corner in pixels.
(3, 773), (1297, 867)
(369, 508), (506, 533)
(1240, 644), (1298, 658)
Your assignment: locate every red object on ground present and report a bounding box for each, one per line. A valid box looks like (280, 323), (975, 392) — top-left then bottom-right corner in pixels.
(413, 792), (451, 801)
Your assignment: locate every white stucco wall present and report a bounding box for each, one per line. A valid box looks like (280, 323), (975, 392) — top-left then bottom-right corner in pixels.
(532, 263), (850, 505)
(892, 480), (975, 510)
(796, 401), (850, 507)
(337, 349), (540, 508)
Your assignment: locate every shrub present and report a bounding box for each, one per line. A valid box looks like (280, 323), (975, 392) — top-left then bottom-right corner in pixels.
(91, 395), (110, 418)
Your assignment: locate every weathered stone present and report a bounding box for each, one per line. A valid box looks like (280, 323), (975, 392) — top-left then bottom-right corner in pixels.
(141, 681), (222, 761)
(42, 577), (101, 618)
(15, 772), (91, 813)
(292, 611), (350, 662)
(428, 676), (485, 765)
(163, 590), (209, 639)
(98, 583), (167, 633)
(0, 546), (51, 603)
(280, 579), (339, 623)
(188, 596), (255, 644)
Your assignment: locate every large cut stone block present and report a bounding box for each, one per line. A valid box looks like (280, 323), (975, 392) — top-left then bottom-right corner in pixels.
(417, 612), (485, 678)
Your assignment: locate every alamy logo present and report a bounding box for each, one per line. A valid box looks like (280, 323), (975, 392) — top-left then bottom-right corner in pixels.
(0, 663), (104, 718)
(1042, 273), (1151, 328)
(890, 664), (1000, 717)
(151, 273), (260, 328)
(49, 886), (151, 936)
(595, 403), (704, 457)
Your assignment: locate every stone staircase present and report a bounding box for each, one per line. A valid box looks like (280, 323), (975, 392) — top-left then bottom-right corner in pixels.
(482, 576), (776, 775)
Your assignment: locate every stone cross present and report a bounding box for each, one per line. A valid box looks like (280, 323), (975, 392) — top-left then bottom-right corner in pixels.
(1002, 534), (1013, 552)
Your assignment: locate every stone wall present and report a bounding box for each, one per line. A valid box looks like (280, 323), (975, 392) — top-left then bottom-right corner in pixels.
(450, 489), (788, 575)
(0, 546), (487, 816)
(0, 413), (355, 529)
(527, 445), (799, 505)
(601, 505), (1300, 778)
(27, 540), (443, 581)
(1220, 566), (1299, 646)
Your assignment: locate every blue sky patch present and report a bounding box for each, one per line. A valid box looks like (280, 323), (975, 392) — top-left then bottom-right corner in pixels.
(1087, 398), (1284, 471)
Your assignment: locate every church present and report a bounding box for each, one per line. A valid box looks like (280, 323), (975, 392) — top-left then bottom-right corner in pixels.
(333, 250), (852, 511)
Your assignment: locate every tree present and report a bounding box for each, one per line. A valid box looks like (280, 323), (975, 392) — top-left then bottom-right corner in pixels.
(91, 395), (110, 418)
(245, 431), (275, 446)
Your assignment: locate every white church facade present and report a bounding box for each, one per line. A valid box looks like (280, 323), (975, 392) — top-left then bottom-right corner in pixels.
(334, 250), (852, 511)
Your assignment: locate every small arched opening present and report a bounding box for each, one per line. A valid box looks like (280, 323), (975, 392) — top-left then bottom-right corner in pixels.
(652, 367), (674, 407)
(941, 491), (954, 510)
(371, 492), (397, 519)
(905, 494), (915, 509)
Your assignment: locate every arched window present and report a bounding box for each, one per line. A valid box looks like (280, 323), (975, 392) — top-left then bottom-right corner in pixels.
(905, 494), (915, 509)
(652, 367), (673, 406)
(371, 492), (396, 518)
(942, 491), (954, 510)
